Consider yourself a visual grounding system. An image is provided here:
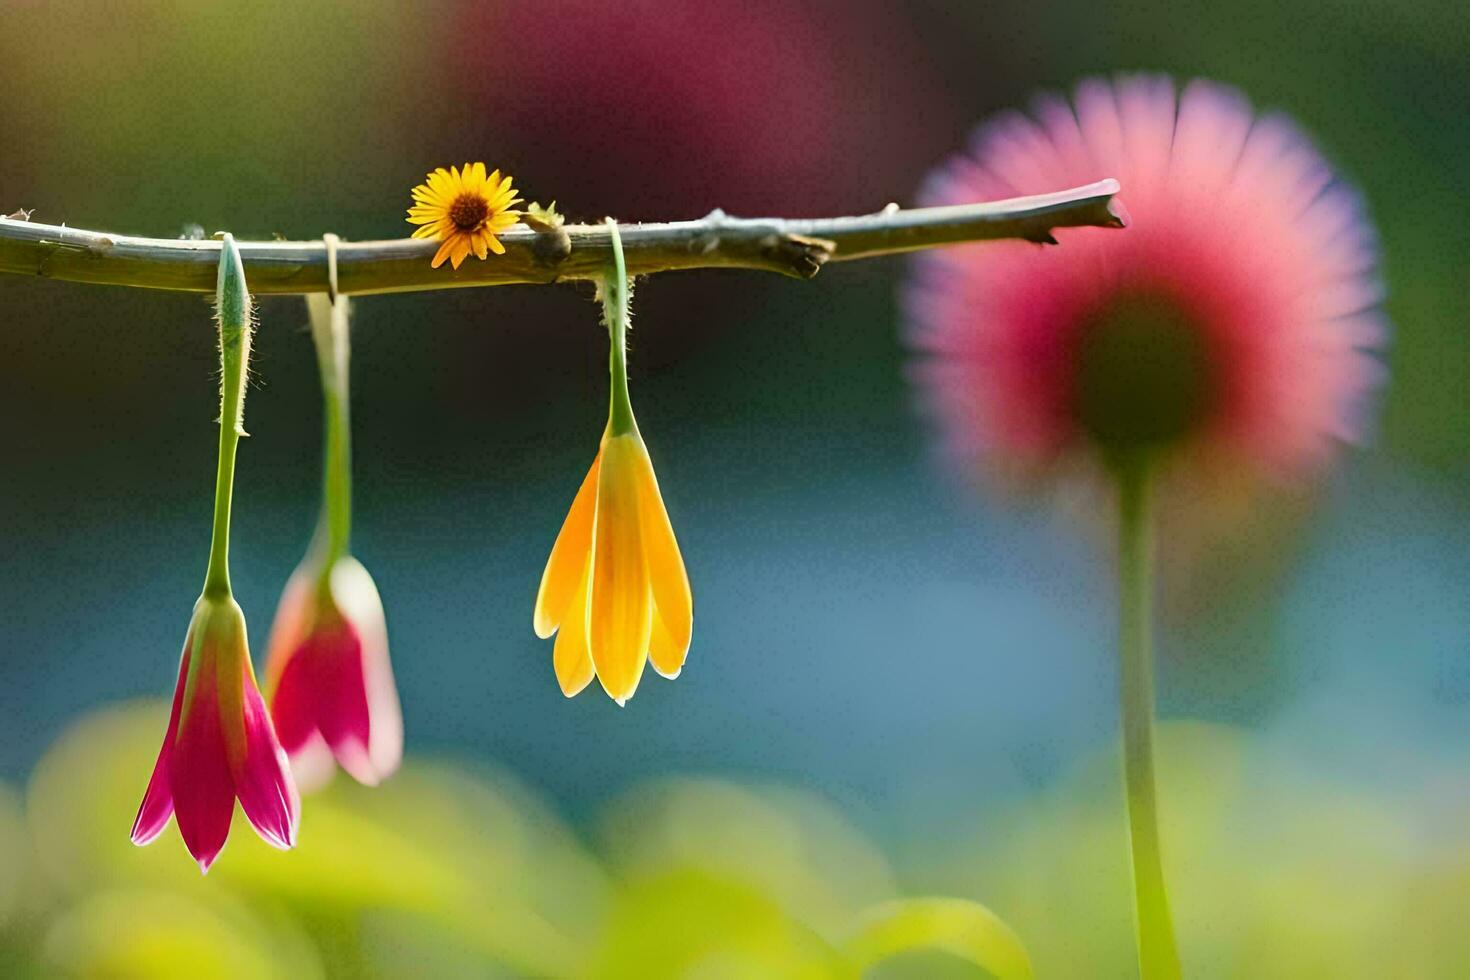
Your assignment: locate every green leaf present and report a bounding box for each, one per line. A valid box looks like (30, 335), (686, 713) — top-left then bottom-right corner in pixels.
(843, 897), (1033, 979)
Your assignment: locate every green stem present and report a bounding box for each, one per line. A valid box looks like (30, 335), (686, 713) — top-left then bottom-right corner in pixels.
(1117, 462), (1181, 980)
(602, 219), (636, 437)
(310, 291), (352, 569)
(202, 235), (252, 599)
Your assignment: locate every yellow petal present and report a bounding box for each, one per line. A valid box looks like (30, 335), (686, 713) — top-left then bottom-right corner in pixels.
(472, 233), (488, 260)
(431, 238), (455, 268)
(534, 456), (600, 638)
(634, 441), (692, 675)
(488, 212), (519, 233)
(486, 234), (506, 256)
(588, 435), (652, 704)
(553, 561), (595, 697)
(448, 236), (472, 269)
(649, 605), (684, 679)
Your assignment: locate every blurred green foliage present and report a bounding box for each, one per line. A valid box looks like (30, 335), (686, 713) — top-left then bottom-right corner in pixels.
(3, 707), (1468, 977)
(916, 720), (1470, 977)
(0, 705), (1031, 979)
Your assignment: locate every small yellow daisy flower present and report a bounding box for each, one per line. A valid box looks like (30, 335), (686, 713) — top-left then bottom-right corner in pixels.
(406, 163), (521, 270)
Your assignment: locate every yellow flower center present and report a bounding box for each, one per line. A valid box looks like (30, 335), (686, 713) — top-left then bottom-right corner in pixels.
(448, 193), (490, 231)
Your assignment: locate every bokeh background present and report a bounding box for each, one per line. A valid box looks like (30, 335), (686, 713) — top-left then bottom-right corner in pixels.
(2, 1), (1469, 977)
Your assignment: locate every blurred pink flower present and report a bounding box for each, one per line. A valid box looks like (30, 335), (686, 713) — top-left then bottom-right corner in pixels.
(265, 557), (402, 788)
(132, 597), (299, 873)
(906, 75), (1386, 482)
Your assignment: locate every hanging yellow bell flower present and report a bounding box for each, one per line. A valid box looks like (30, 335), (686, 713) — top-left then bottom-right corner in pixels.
(533, 221), (692, 705)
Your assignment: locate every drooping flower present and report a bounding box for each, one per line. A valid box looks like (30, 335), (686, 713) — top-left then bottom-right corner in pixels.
(132, 235), (299, 871)
(265, 282), (401, 787)
(132, 596), (300, 871)
(535, 428), (693, 704)
(266, 555), (401, 786)
(407, 162), (521, 270)
(906, 75), (1385, 482)
(534, 221), (692, 705)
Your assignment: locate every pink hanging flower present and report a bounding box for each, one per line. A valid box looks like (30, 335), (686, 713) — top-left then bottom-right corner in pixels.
(131, 596), (300, 872)
(265, 557), (402, 787)
(906, 75), (1386, 483)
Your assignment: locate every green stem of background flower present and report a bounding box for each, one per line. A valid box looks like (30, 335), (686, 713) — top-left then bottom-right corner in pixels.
(603, 218), (637, 438)
(1116, 460), (1181, 980)
(202, 234), (252, 599)
(310, 283), (353, 571)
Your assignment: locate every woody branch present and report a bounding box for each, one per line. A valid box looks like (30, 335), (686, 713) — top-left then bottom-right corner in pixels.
(0, 180), (1123, 297)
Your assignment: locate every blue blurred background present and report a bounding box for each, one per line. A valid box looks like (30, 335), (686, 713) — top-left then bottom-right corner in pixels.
(1, 1), (1468, 977)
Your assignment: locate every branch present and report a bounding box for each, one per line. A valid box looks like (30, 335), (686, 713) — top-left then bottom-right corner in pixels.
(0, 180), (1123, 296)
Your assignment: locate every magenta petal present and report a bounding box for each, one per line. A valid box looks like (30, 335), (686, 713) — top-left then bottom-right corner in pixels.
(131, 650), (188, 845)
(169, 658), (235, 873)
(269, 643), (318, 756)
(310, 623), (374, 776)
(331, 558), (402, 784)
(131, 753), (176, 846)
(234, 676), (300, 851)
(265, 558), (402, 787)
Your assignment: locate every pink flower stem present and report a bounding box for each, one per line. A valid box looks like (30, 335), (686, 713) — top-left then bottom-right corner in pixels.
(1116, 460), (1182, 979)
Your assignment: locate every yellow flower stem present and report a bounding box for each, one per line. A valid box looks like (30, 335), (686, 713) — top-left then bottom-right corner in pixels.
(202, 235), (252, 600)
(602, 219), (637, 437)
(310, 235), (352, 578)
(1116, 458), (1181, 979)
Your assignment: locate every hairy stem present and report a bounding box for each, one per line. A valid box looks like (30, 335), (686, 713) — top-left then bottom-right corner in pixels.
(1117, 462), (1181, 980)
(0, 180), (1124, 296)
(202, 234), (252, 599)
(602, 220), (636, 438)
